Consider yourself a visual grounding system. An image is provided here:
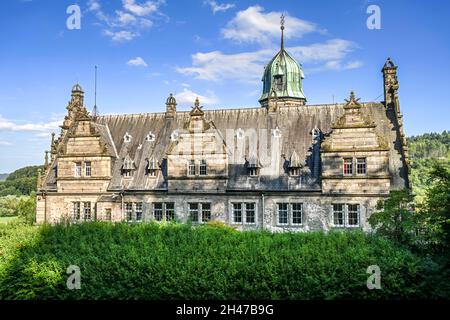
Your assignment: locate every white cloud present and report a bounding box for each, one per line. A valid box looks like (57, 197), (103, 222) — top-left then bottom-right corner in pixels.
(123, 0), (159, 17)
(204, 1), (235, 14)
(90, 0), (164, 42)
(0, 114), (60, 132)
(177, 39), (361, 83)
(127, 57), (148, 67)
(104, 30), (138, 42)
(222, 6), (320, 45)
(0, 140), (12, 146)
(174, 89), (219, 105)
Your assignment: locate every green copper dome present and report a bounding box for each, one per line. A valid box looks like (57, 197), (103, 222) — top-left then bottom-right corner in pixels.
(259, 19), (306, 104)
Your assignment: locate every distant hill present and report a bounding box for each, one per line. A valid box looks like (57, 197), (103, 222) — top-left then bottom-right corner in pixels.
(408, 131), (450, 201)
(0, 165), (43, 196)
(0, 174), (9, 181)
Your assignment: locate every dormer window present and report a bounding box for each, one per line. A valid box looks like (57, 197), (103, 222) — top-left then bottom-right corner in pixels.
(247, 156), (260, 177)
(171, 130), (179, 141)
(145, 132), (156, 142)
(236, 128), (244, 140)
(272, 127), (281, 138)
(289, 151), (302, 176)
(122, 155), (135, 178)
(123, 132), (132, 143)
(147, 157), (159, 177)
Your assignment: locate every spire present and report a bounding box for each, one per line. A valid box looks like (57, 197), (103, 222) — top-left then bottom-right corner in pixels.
(92, 66), (99, 121)
(280, 14), (285, 50)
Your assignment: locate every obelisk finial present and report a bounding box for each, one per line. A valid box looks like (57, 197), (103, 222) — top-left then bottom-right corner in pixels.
(280, 14), (285, 50)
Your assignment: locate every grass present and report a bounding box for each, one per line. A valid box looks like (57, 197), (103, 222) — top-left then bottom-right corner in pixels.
(0, 216), (18, 224)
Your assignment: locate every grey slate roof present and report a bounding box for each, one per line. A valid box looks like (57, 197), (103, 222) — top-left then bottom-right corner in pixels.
(90, 102), (405, 192)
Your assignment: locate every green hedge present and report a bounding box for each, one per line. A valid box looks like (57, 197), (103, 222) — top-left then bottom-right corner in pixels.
(0, 222), (446, 299)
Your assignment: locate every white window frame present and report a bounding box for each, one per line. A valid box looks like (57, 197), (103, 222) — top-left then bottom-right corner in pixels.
(85, 161), (91, 177)
(343, 158), (353, 176)
(72, 202), (81, 221)
(188, 160), (196, 176)
(75, 162), (82, 177)
(332, 204), (345, 227)
(276, 203), (303, 227)
(125, 202), (133, 222)
(230, 202), (257, 225)
(104, 208), (112, 221)
(135, 203), (143, 223)
(356, 158), (367, 176)
(331, 204), (360, 228)
(199, 160), (207, 176)
(83, 202), (92, 221)
(153, 202), (175, 222)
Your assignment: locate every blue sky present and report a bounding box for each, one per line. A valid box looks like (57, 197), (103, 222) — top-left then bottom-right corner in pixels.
(0, 0), (449, 172)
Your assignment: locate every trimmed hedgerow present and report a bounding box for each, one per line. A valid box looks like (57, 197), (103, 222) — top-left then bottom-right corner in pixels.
(0, 222), (445, 299)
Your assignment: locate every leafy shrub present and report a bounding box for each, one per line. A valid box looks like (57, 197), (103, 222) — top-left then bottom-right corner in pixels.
(0, 222), (446, 300)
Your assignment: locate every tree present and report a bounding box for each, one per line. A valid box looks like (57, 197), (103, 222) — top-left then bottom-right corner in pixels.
(369, 190), (416, 246)
(418, 162), (450, 254)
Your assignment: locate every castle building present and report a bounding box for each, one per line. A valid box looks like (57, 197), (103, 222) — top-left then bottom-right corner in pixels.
(36, 23), (410, 231)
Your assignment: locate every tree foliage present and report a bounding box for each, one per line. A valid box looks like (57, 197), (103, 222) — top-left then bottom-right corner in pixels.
(0, 165), (43, 196)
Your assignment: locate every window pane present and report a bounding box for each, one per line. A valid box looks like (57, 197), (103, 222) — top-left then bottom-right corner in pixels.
(201, 203), (211, 222)
(73, 202), (81, 220)
(105, 208), (112, 221)
(357, 158), (366, 175)
(199, 160), (207, 176)
(245, 203), (255, 224)
(125, 202), (133, 222)
(83, 202), (91, 221)
(85, 162), (91, 177)
(333, 204), (344, 226)
(343, 158), (353, 175)
(165, 203), (175, 221)
(188, 160), (196, 176)
(189, 203), (199, 223)
(75, 162), (81, 177)
(292, 203), (302, 225)
(153, 203), (163, 221)
(232, 203), (242, 223)
(135, 203), (143, 222)
(348, 204), (359, 226)
(278, 203), (288, 224)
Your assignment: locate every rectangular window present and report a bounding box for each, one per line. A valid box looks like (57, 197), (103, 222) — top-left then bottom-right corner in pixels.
(232, 203), (242, 223)
(278, 203), (289, 225)
(85, 161), (91, 177)
(356, 158), (366, 175)
(188, 160), (196, 176)
(189, 203), (199, 223)
(290, 168), (300, 176)
(105, 208), (112, 221)
(245, 203), (256, 224)
(333, 204), (344, 226)
(199, 160), (207, 176)
(165, 203), (175, 221)
(249, 167), (258, 177)
(153, 203), (163, 221)
(148, 169), (157, 177)
(75, 162), (82, 177)
(123, 169), (133, 178)
(348, 204), (360, 226)
(135, 203), (143, 222)
(201, 203), (211, 222)
(125, 202), (133, 222)
(83, 202), (91, 221)
(73, 202), (81, 220)
(343, 158), (353, 176)
(292, 203), (303, 225)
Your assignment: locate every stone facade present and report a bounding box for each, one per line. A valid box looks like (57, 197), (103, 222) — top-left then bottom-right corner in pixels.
(36, 34), (409, 232)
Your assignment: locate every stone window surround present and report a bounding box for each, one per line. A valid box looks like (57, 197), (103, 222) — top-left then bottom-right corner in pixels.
(72, 201), (94, 222)
(331, 203), (361, 228)
(229, 200), (258, 225)
(343, 157), (367, 177)
(187, 159), (208, 177)
(188, 202), (212, 224)
(152, 202), (175, 222)
(275, 202), (304, 227)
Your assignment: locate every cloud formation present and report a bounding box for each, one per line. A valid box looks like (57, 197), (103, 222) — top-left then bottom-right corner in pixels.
(127, 57), (148, 67)
(222, 6), (320, 45)
(174, 89), (219, 106)
(177, 39), (362, 83)
(204, 1), (235, 14)
(88, 0), (164, 42)
(0, 114), (60, 132)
